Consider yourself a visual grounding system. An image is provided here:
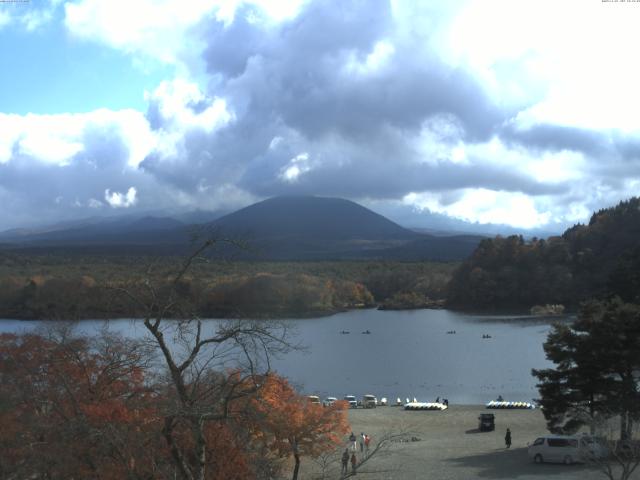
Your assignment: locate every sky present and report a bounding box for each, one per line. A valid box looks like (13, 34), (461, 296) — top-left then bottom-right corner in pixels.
(1, 0), (640, 232)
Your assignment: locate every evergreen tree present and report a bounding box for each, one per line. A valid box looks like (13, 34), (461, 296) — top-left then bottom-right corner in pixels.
(533, 299), (640, 439)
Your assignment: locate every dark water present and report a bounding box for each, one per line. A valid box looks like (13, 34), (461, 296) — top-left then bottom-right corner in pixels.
(0, 309), (566, 404)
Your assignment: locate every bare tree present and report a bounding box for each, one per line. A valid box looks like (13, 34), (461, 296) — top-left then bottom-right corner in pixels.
(586, 412), (640, 480)
(307, 430), (411, 479)
(111, 239), (295, 480)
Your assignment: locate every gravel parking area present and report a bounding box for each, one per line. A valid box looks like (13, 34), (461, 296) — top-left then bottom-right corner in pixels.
(303, 405), (635, 480)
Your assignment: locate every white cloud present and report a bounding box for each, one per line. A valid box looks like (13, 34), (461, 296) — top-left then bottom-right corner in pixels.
(105, 187), (137, 208)
(88, 198), (103, 208)
(447, 0), (640, 130)
(64, 0), (217, 64)
(0, 11), (11, 29)
(404, 189), (552, 229)
(0, 109), (154, 167)
(0, 1), (62, 32)
(0, 113), (85, 164)
(146, 79), (233, 133)
(279, 152), (310, 182)
(20, 8), (55, 31)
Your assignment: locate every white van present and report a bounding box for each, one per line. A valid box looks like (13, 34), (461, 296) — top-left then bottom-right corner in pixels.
(362, 394), (377, 408)
(528, 435), (608, 464)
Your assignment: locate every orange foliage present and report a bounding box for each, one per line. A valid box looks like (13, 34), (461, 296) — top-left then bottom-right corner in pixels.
(247, 374), (349, 458)
(0, 334), (349, 479)
(0, 332), (161, 479)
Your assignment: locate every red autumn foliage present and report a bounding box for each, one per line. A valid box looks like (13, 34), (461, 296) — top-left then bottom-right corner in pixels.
(0, 331), (162, 479)
(0, 332), (351, 479)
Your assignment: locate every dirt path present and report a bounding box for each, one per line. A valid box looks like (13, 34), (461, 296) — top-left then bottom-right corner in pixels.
(303, 405), (634, 480)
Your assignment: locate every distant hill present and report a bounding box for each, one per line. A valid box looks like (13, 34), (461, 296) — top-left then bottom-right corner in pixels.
(212, 196), (418, 240)
(0, 215), (188, 246)
(447, 197), (640, 310)
(208, 196), (482, 260)
(0, 196), (483, 261)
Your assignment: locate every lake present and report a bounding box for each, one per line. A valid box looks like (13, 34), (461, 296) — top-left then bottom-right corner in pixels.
(0, 308), (566, 405)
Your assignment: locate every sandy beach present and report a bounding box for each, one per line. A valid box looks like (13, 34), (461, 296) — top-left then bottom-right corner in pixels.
(304, 405), (635, 480)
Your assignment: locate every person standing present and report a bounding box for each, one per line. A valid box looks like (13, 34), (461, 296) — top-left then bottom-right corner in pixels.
(341, 449), (349, 475)
(349, 432), (357, 452)
(505, 428), (512, 449)
(360, 432), (365, 452)
(350, 452), (357, 475)
(364, 434), (371, 456)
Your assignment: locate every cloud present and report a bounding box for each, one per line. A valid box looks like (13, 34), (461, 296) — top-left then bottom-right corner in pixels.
(105, 187), (137, 208)
(0, 0), (61, 31)
(0, 80), (243, 229)
(64, 0), (218, 65)
(4, 0), (640, 232)
(0, 11), (10, 29)
(140, 0), (519, 201)
(84, 0), (640, 230)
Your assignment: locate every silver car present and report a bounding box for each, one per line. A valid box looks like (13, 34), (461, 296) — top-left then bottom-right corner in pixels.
(528, 434), (608, 464)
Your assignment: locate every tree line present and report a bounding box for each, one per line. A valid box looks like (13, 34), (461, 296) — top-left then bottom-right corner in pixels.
(0, 242), (356, 480)
(448, 197), (640, 311)
(0, 257), (454, 320)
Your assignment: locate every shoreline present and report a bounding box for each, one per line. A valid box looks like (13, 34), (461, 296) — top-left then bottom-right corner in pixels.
(0, 305), (576, 322)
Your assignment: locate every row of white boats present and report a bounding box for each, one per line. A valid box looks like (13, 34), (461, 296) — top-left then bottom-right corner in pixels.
(404, 402), (449, 411)
(403, 400), (537, 411)
(485, 400), (536, 409)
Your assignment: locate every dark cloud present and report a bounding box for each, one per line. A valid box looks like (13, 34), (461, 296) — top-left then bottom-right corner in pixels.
(143, 0), (532, 206)
(0, 124), (164, 228)
(500, 123), (609, 157)
(6, 0), (640, 231)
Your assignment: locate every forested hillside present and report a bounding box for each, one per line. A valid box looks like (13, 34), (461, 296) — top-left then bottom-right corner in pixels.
(0, 255), (454, 319)
(447, 197), (640, 311)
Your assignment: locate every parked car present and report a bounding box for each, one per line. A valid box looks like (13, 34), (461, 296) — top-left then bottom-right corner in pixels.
(344, 395), (358, 408)
(362, 394), (377, 408)
(379, 397), (388, 406)
(323, 397), (337, 407)
(307, 395), (321, 405)
(478, 413), (495, 432)
(528, 434), (608, 464)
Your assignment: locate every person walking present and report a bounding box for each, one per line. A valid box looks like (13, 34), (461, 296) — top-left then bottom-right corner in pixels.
(364, 434), (371, 456)
(350, 452), (357, 475)
(341, 449), (349, 475)
(505, 428), (512, 449)
(360, 432), (365, 452)
(349, 432), (357, 452)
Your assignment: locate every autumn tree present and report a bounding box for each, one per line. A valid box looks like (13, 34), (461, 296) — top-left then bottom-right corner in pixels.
(112, 239), (297, 480)
(0, 327), (161, 479)
(245, 374), (349, 479)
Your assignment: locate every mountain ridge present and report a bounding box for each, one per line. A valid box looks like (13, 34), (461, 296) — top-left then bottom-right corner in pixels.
(0, 196), (483, 261)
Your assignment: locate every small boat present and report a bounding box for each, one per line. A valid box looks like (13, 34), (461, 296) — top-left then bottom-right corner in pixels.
(361, 330), (371, 334)
(340, 330), (350, 334)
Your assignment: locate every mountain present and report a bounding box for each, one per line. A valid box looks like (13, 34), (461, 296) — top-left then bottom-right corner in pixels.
(447, 197), (640, 311)
(212, 196), (418, 240)
(0, 196), (484, 260)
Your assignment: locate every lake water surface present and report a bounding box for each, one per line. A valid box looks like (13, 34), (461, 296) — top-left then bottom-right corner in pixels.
(0, 309), (566, 404)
